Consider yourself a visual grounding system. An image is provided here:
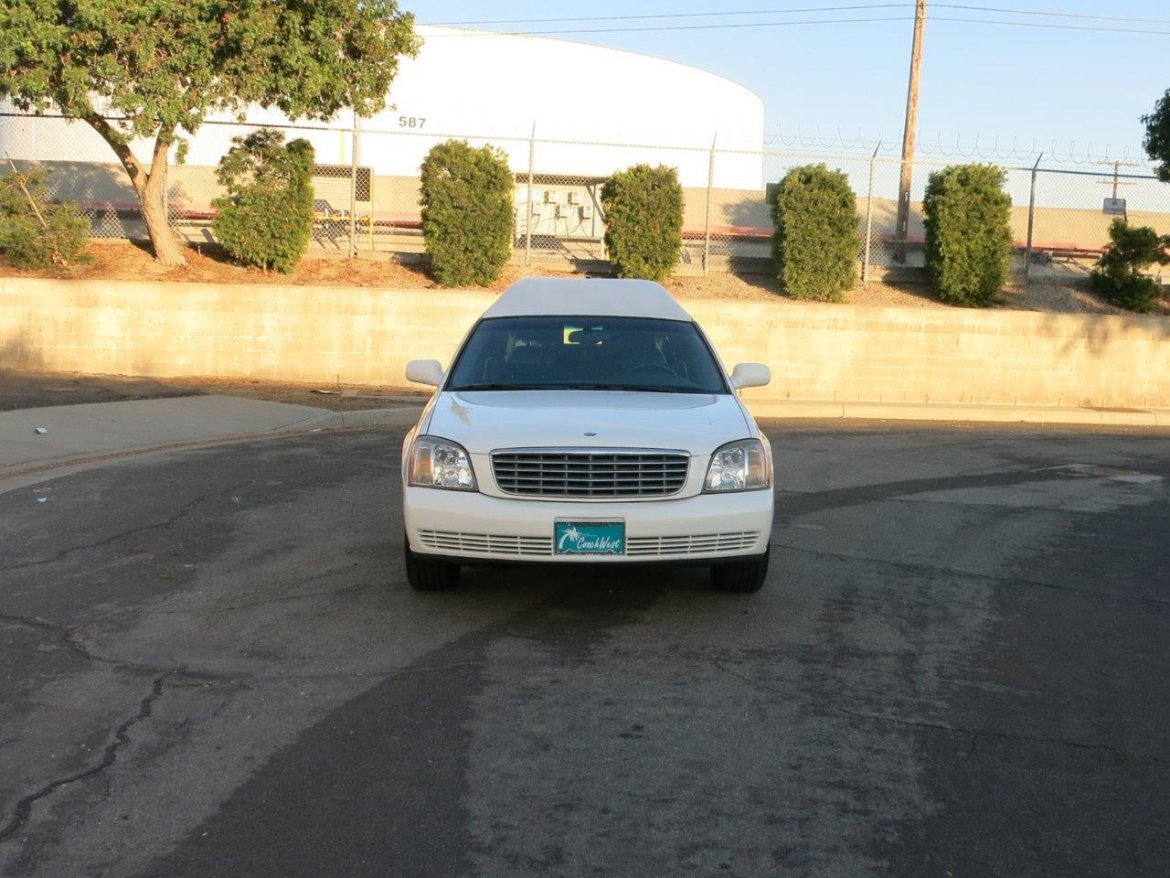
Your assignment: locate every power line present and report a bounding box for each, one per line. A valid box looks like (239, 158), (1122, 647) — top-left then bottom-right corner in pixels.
(934, 5), (1170, 26)
(426, 3), (1170, 30)
(426, 17), (916, 36)
(932, 15), (1170, 36)
(425, 5), (908, 27)
(422, 16), (1170, 38)
(420, 3), (1170, 37)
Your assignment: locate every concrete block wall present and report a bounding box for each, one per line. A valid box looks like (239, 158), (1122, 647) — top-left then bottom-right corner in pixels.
(2, 278), (1169, 409)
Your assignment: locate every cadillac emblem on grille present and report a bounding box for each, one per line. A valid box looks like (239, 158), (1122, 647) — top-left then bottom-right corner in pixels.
(491, 448), (689, 498)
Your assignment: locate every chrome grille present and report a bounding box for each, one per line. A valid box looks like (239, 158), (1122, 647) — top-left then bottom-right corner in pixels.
(491, 449), (689, 498)
(625, 532), (760, 557)
(418, 530), (553, 556)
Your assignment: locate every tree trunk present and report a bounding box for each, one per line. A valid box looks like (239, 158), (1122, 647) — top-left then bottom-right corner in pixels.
(85, 116), (188, 267)
(138, 162), (187, 267)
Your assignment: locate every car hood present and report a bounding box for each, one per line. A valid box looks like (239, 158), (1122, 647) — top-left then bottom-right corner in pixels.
(424, 390), (754, 456)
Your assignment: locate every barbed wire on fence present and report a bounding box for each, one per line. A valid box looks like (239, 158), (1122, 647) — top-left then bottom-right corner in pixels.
(2, 109), (1167, 284)
(763, 120), (1157, 171)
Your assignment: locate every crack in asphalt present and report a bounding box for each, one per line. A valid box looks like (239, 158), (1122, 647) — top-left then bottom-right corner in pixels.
(0, 481), (254, 575)
(835, 707), (1169, 765)
(768, 541), (1170, 609)
(0, 673), (172, 845)
(0, 611), (164, 674)
(0, 611), (254, 688)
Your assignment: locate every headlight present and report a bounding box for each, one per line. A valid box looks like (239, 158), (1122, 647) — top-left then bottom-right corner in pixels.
(703, 438), (771, 492)
(407, 435), (478, 491)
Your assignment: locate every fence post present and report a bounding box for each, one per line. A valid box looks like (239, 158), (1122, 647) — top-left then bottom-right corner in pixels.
(862, 142), (881, 284)
(1024, 153), (1042, 287)
(703, 134), (716, 276)
(348, 110), (359, 258)
(525, 122), (535, 268)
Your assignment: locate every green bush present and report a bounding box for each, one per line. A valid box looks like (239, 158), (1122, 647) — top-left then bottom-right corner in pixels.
(600, 164), (683, 282)
(1089, 219), (1169, 312)
(212, 129), (314, 273)
(771, 164), (859, 301)
(419, 140), (514, 286)
(923, 164), (1013, 307)
(1141, 88), (1170, 182)
(0, 168), (90, 269)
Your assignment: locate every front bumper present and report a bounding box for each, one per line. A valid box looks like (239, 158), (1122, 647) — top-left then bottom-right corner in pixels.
(403, 487), (773, 563)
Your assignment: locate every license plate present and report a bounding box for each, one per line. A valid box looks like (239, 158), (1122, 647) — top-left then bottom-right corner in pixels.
(554, 521), (625, 555)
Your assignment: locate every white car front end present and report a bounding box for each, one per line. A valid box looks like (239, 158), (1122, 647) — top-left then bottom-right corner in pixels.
(403, 390), (773, 565)
(399, 277), (775, 592)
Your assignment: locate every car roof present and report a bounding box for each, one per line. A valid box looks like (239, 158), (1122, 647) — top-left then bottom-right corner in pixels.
(480, 278), (695, 321)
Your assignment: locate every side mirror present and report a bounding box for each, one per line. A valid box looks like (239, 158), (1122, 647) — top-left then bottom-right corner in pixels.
(729, 362), (771, 390)
(405, 359), (444, 387)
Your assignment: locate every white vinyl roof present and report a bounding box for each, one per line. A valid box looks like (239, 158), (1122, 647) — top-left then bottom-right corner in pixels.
(481, 278), (694, 321)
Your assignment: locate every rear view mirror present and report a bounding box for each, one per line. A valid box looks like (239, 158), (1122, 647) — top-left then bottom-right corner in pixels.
(729, 362), (771, 390)
(405, 359), (444, 387)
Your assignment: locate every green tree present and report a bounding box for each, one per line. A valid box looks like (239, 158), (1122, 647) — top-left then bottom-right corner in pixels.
(0, 1), (418, 266)
(212, 130), (315, 273)
(600, 164), (684, 282)
(419, 140), (514, 286)
(0, 168), (90, 269)
(922, 164), (1013, 307)
(771, 164), (859, 302)
(1089, 219), (1170, 313)
(1142, 89), (1170, 182)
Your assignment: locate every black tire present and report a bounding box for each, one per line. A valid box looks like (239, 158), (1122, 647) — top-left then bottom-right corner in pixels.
(710, 549), (769, 593)
(404, 535), (460, 591)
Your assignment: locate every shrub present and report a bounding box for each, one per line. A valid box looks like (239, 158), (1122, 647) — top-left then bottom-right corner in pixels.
(1141, 88), (1170, 182)
(922, 164), (1013, 307)
(1089, 219), (1169, 312)
(0, 168), (90, 269)
(600, 164), (683, 282)
(212, 129), (315, 273)
(419, 140), (514, 286)
(771, 164), (859, 301)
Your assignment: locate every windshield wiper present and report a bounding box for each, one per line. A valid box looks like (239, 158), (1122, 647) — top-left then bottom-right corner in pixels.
(452, 383), (563, 391)
(574, 384), (689, 393)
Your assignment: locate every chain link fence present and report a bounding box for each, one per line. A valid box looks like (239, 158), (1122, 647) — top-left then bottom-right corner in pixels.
(4, 111), (1168, 284)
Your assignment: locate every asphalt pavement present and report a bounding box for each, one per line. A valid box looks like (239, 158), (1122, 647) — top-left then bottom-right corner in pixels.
(2, 417), (1168, 877)
(3, 386), (1169, 501)
(0, 395), (420, 494)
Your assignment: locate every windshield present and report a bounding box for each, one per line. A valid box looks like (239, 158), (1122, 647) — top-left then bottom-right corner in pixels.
(445, 316), (729, 394)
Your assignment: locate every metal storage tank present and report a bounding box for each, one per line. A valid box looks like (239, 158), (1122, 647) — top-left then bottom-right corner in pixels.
(0, 26), (766, 255)
(1, 25), (763, 184)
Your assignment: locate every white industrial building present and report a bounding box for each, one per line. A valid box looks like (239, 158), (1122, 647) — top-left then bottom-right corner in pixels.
(0, 26), (767, 254)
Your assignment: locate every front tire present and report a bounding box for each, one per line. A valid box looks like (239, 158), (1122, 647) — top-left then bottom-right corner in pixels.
(404, 534), (461, 591)
(710, 549), (769, 593)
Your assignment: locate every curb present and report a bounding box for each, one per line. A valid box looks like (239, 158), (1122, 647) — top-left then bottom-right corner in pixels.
(744, 400), (1170, 428)
(0, 406), (422, 495)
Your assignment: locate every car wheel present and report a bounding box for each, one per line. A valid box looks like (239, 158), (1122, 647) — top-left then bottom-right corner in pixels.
(710, 549), (769, 593)
(404, 534), (461, 591)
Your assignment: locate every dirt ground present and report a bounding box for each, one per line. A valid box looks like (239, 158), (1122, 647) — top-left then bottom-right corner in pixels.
(2, 239), (1165, 411)
(2, 239), (1158, 316)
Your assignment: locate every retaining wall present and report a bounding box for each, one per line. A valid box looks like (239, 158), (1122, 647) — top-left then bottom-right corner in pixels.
(2, 278), (1168, 409)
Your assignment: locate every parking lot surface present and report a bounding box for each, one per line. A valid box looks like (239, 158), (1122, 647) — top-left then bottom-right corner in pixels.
(1, 421), (1168, 877)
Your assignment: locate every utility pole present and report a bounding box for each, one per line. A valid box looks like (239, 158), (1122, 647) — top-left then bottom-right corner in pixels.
(895, 0), (927, 262)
